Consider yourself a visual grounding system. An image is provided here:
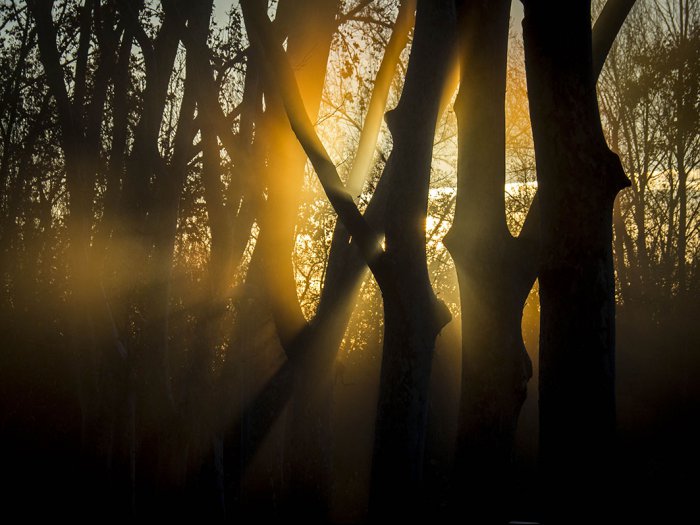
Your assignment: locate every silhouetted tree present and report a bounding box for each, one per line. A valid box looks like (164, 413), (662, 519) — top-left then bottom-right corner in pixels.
(523, 0), (631, 520)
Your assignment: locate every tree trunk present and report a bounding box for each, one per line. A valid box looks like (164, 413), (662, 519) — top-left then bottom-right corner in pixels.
(522, 1), (631, 520)
(368, 0), (454, 520)
(219, 4), (417, 515)
(613, 198), (632, 303)
(677, 152), (687, 293)
(28, 0), (99, 447)
(443, 1), (536, 521)
(237, 0), (340, 517)
(440, 1), (636, 520)
(241, 2), (452, 519)
(111, 2), (191, 516)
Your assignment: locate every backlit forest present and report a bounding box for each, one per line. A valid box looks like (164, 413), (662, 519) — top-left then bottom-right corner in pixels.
(0, 0), (698, 523)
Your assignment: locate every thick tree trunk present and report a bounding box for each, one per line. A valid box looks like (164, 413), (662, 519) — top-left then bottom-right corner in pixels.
(368, 0), (454, 520)
(522, 1), (630, 520)
(441, 1), (635, 520)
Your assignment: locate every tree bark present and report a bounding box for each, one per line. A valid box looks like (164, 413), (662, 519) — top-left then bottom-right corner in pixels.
(110, 2), (195, 516)
(443, 1), (535, 521)
(592, 0), (638, 78)
(368, 0), (454, 520)
(218, 5), (406, 504)
(442, 1), (636, 519)
(28, 0), (99, 443)
(522, 1), (631, 520)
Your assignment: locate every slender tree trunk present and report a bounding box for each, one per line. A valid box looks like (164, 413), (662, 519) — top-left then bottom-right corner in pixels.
(244, 1), (340, 517)
(635, 178), (649, 290)
(522, 1), (631, 521)
(368, 1), (454, 520)
(613, 198), (632, 303)
(111, 2), (191, 516)
(0, 20), (34, 218)
(677, 152), (687, 293)
(443, 1), (536, 521)
(254, 0), (337, 350)
(127, 7), (182, 426)
(591, 0), (637, 78)
(28, 0), (100, 446)
(664, 153), (677, 297)
(675, 0), (689, 296)
(278, 2), (340, 517)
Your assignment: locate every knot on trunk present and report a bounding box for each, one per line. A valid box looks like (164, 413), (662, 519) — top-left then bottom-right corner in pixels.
(605, 148), (632, 197)
(384, 107), (401, 137)
(432, 296), (453, 338)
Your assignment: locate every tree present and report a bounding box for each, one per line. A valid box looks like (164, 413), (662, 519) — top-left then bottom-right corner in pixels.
(523, 0), (631, 519)
(444, 1), (635, 520)
(444, 1), (535, 521)
(242, 2), (454, 520)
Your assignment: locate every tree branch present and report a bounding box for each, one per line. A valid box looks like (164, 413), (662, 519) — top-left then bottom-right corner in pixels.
(27, 0), (76, 140)
(592, 0), (637, 79)
(240, 0), (388, 282)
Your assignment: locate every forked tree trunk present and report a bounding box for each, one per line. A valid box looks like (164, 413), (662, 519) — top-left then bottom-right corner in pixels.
(443, 1), (535, 521)
(444, 2), (635, 520)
